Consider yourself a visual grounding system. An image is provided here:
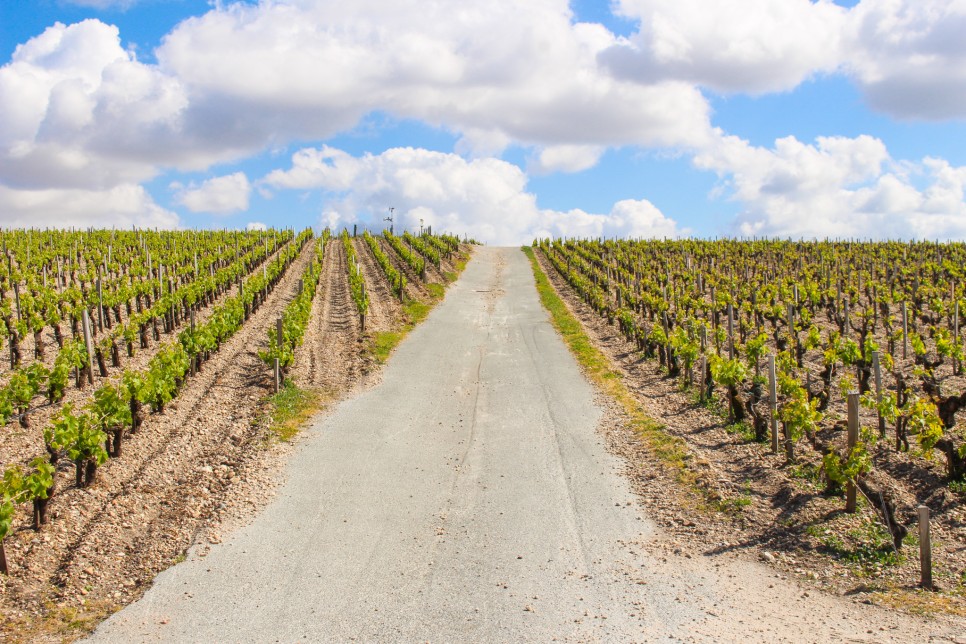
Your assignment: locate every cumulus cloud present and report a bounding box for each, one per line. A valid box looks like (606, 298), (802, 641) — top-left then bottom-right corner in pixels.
(602, 0), (846, 94)
(605, 0), (966, 120)
(156, 0), (714, 150)
(0, 1), (717, 220)
(694, 131), (966, 239)
(263, 146), (683, 244)
(1, 0), (964, 233)
(0, 20), (191, 190)
(529, 145), (605, 175)
(0, 183), (179, 229)
(262, 146), (361, 191)
(246, 221), (268, 231)
(844, 0), (966, 120)
(173, 172), (251, 214)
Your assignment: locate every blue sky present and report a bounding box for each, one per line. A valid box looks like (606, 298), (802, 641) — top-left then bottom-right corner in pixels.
(1, 0), (964, 243)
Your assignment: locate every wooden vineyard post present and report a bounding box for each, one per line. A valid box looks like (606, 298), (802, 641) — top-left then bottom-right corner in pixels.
(873, 351), (885, 438)
(13, 282), (20, 322)
(918, 505), (933, 590)
(727, 303), (735, 358)
(699, 355), (707, 403)
(768, 354), (779, 454)
(846, 392), (859, 513)
(902, 301), (908, 360)
(190, 309), (197, 375)
(81, 309), (95, 386)
(955, 300), (961, 375)
(274, 316), (283, 394)
(96, 269), (104, 330)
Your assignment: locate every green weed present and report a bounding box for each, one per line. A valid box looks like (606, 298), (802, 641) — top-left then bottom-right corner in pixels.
(265, 381), (321, 442)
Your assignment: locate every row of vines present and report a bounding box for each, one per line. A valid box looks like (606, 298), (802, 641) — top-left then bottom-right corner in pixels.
(0, 228), (312, 573)
(0, 226), (471, 576)
(538, 237), (966, 553)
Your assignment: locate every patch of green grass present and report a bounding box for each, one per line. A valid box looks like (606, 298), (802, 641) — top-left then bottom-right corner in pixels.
(265, 381), (322, 442)
(788, 461), (822, 487)
(368, 296), (432, 364)
(522, 246), (706, 504)
(715, 494), (752, 514)
(371, 330), (404, 363)
(808, 517), (904, 574)
(714, 481), (754, 514)
(444, 255), (469, 283)
(950, 478), (966, 497)
(368, 289), (439, 364)
(1, 598), (119, 644)
(872, 588), (966, 616)
(368, 255), (468, 364)
(688, 387), (723, 413)
(724, 420), (757, 443)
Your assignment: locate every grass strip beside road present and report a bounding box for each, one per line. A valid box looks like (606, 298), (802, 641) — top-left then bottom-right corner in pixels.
(264, 381), (323, 442)
(522, 245), (706, 504)
(370, 255), (468, 364)
(266, 250), (474, 440)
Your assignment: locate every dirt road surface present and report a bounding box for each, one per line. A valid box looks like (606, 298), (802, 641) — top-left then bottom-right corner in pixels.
(87, 247), (963, 643)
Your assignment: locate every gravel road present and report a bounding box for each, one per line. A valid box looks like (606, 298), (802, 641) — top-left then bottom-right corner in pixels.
(88, 247), (963, 643)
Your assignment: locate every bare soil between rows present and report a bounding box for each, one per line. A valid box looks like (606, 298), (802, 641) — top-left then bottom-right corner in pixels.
(0, 237), (472, 643)
(533, 247), (966, 620)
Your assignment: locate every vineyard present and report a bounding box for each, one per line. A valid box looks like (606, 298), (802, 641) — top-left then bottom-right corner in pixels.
(0, 226), (473, 639)
(535, 238), (966, 597)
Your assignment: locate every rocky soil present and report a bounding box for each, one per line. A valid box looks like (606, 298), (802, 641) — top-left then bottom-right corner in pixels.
(533, 247), (966, 619)
(0, 236), (472, 642)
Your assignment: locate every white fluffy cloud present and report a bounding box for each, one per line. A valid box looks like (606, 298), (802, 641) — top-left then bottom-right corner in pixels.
(605, 0), (966, 119)
(263, 146), (683, 244)
(844, 0), (966, 119)
(0, 1), (715, 228)
(695, 131), (966, 239)
(0, 20), (190, 190)
(0, 183), (178, 229)
(603, 0), (846, 93)
(156, 0), (714, 151)
(173, 172), (251, 214)
(1, 1), (963, 234)
(529, 145), (606, 175)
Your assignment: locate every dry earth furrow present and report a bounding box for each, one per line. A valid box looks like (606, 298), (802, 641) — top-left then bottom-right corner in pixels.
(533, 248), (966, 605)
(0, 241), (316, 632)
(352, 237), (402, 335)
(291, 240), (362, 393)
(0, 241), (296, 473)
(86, 247), (961, 644)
